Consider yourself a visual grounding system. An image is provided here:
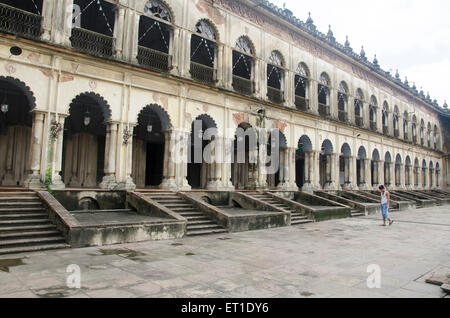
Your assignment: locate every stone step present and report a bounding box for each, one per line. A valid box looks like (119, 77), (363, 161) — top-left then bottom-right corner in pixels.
(154, 199), (185, 204)
(292, 215), (309, 220)
(0, 236), (66, 248)
(0, 202), (42, 208)
(188, 220), (216, 226)
(0, 192), (36, 197)
(0, 224), (57, 234)
(292, 219), (314, 225)
(186, 229), (228, 237)
(0, 207), (46, 215)
(171, 208), (197, 212)
(179, 212), (205, 217)
(0, 219), (52, 227)
(187, 224), (222, 231)
(164, 204), (193, 208)
(0, 213), (48, 221)
(0, 243), (70, 255)
(0, 230), (62, 240)
(0, 197), (41, 202)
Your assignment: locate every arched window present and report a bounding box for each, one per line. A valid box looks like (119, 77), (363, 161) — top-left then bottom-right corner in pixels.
(403, 111), (409, 140)
(232, 36), (254, 95)
(354, 89), (364, 127)
(369, 96), (378, 131)
(338, 82), (349, 123)
(318, 73), (330, 117)
(382, 102), (389, 134)
(393, 106), (400, 137)
(72, 0), (117, 57)
(267, 51), (285, 104)
(190, 20), (218, 84)
(0, 0), (43, 38)
(412, 115), (418, 144)
(294, 63), (310, 111)
(137, 1), (173, 72)
(420, 120), (425, 146)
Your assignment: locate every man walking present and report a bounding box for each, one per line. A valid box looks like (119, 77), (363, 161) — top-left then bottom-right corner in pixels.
(379, 185), (394, 226)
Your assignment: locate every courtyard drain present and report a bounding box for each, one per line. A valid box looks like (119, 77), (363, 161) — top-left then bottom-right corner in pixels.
(185, 253), (196, 256)
(91, 248), (146, 259)
(171, 243), (184, 246)
(33, 286), (85, 298)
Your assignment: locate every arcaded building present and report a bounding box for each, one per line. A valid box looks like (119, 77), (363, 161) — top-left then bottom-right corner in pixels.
(0, 0), (449, 193)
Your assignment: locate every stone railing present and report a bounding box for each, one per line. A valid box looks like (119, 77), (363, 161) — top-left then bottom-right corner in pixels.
(190, 62), (216, 85)
(0, 3), (42, 39)
(267, 87), (284, 104)
(137, 46), (171, 72)
(355, 116), (364, 127)
(318, 103), (330, 117)
(232, 75), (254, 96)
(338, 110), (348, 122)
(295, 95), (309, 112)
(70, 27), (115, 58)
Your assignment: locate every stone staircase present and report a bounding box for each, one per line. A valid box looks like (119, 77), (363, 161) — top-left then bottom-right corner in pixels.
(247, 192), (313, 226)
(142, 192), (227, 237)
(0, 191), (69, 255)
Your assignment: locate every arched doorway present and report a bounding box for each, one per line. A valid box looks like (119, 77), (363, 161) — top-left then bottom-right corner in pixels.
(357, 146), (367, 188)
(267, 129), (287, 189)
(232, 123), (257, 190)
(0, 77), (34, 187)
(371, 149), (380, 188)
(436, 163), (441, 187)
(187, 114), (217, 189)
(422, 160), (427, 188)
(395, 154), (402, 187)
(340, 143), (352, 189)
(132, 104), (171, 188)
(62, 93), (110, 188)
(296, 135), (313, 190)
(319, 139), (334, 189)
(429, 161), (434, 188)
(384, 152), (392, 187)
(414, 158), (420, 188)
(405, 156), (412, 188)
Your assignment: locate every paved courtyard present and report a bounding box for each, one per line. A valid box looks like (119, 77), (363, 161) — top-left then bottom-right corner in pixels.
(0, 206), (449, 298)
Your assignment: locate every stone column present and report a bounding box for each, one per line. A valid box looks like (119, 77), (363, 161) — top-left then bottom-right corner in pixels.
(130, 11), (140, 64)
(119, 125), (136, 191)
(170, 27), (180, 75)
(160, 129), (177, 190)
(342, 156), (351, 189)
(222, 137), (235, 190)
(41, 0), (54, 41)
(114, 7), (125, 59)
(24, 112), (45, 189)
(257, 140), (268, 190)
(260, 61), (268, 101)
(207, 137), (226, 190)
(222, 46), (233, 90)
(253, 59), (261, 98)
(277, 147), (289, 190)
(285, 71), (295, 108)
(302, 151), (314, 193)
(216, 44), (224, 86)
(100, 123), (119, 190)
(181, 30), (192, 78)
(310, 80), (319, 115)
(329, 88), (338, 120)
(51, 115), (67, 189)
(175, 130), (191, 191)
(378, 160), (385, 188)
(61, 0), (73, 46)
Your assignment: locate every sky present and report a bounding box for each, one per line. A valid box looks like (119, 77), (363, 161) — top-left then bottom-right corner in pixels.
(268, 0), (450, 106)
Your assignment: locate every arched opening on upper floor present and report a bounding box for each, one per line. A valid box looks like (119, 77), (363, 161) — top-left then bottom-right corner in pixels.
(232, 123), (258, 190)
(382, 102), (389, 135)
(393, 106), (400, 138)
(71, 0), (117, 57)
(62, 93), (112, 188)
(339, 143), (352, 189)
(319, 139), (334, 189)
(369, 96), (378, 132)
(318, 73), (331, 118)
(296, 135), (313, 189)
(371, 149), (381, 187)
(187, 114), (218, 189)
(403, 111), (410, 141)
(132, 104), (172, 189)
(294, 63), (310, 112)
(232, 36), (255, 96)
(420, 119), (425, 146)
(190, 19), (218, 85)
(0, 76), (35, 187)
(0, 0), (43, 38)
(137, 1), (173, 72)
(267, 129), (287, 189)
(337, 82), (349, 123)
(394, 154), (402, 187)
(354, 89), (364, 128)
(356, 146), (367, 188)
(411, 115), (418, 144)
(267, 51), (285, 104)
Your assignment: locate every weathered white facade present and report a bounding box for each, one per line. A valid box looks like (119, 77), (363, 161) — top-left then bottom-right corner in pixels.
(0, 0), (447, 191)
